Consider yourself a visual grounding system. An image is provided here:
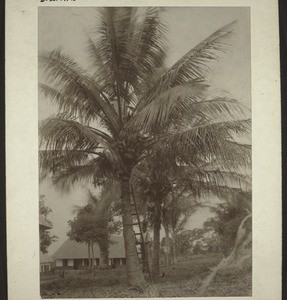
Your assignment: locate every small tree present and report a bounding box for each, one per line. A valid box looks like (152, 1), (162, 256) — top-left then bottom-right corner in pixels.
(203, 191), (251, 257)
(198, 193), (252, 296)
(67, 191), (120, 270)
(39, 195), (58, 254)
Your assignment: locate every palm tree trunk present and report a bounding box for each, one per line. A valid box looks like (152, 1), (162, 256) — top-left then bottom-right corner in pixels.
(171, 232), (177, 264)
(91, 241), (95, 270)
(170, 239), (175, 264)
(164, 224), (171, 266)
(120, 177), (145, 286)
(88, 241), (91, 270)
(151, 220), (161, 277)
(99, 242), (109, 269)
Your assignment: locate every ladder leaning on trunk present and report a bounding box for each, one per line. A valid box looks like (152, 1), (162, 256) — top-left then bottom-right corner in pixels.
(130, 184), (152, 281)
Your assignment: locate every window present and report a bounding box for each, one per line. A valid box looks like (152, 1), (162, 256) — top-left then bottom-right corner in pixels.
(63, 259), (68, 267)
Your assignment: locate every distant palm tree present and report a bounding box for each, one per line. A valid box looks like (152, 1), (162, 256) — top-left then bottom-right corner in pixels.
(132, 155), (251, 275)
(39, 7), (250, 286)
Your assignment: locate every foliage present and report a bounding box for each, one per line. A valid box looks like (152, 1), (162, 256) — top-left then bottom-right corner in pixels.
(40, 194), (52, 217)
(132, 151), (251, 240)
(39, 195), (58, 254)
(67, 190), (120, 247)
(173, 230), (194, 255)
(39, 8), (250, 189)
(40, 230), (58, 254)
(203, 191), (251, 256)
(169, 226), (216, 256)
(167, 191), (251, 257)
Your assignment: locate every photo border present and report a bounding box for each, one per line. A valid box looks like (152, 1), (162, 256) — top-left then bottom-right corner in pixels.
(6, 1), (281, 299)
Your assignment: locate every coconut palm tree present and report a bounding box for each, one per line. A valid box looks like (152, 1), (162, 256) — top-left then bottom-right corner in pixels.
(39, 7), (250, 286)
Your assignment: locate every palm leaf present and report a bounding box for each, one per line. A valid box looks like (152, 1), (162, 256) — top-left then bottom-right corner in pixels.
(91, 8), (167, 110)
(179, 97), (250, 124)
(52, 155), (115, 191)
(39, 116), (111, 152)
(125, 8), (167, 91)
(127, 82), (208, 132)
(39, 49), (120, 133)
(180, 168), (251, 194)
(167, 21), (236, 85)
(52, 161), (97, 190)
(39, 149), (90, 177)
(152, 118), (251, 167)
(141, 21), (236, 105)
(39, 83), (99, 124)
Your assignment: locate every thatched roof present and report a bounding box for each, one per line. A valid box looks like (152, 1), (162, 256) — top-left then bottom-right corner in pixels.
(40, 252), (54, 264)
(52, 236), (125, 260)
(39, 215), (52, 229)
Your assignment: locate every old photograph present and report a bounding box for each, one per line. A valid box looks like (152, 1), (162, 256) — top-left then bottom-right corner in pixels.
(38, 6), (252, 298)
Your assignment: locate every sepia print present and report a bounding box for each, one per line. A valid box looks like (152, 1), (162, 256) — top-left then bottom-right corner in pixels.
(38, 6), (252, 298)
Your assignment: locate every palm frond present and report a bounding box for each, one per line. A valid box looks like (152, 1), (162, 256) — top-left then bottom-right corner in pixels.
(87, 36), (104, 69)
(52, 155), (116, 191)
(39, 115), (114, 153)
(181, 97), (250, 124)
(127, 82), (208, 132)
(142, 21), (236, 104)
(39, 149), (90, 177)
(91, 8), (167, 107)
(52, 160), (97, 191)
(38, 81), (98, 126)
(91, 8), (133, 104)
(152, 118), (251, 167)
(125, 8), (167, 91)
(167, 21), (236, 85)
(39, 49), (120, 132)
(164, 97), (251, 136)
(180, 168), (251, 195)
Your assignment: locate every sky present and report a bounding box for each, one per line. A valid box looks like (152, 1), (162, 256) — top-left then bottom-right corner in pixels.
(38, 7), (251, 255)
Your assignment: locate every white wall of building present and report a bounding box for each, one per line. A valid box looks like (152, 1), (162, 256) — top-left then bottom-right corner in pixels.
(56, 259), (63, 267)
(68, 259), (73, 266)
(54, 257), (126, 267)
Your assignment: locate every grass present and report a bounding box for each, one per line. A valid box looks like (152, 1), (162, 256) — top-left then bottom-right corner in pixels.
(41, 253), (252, 298)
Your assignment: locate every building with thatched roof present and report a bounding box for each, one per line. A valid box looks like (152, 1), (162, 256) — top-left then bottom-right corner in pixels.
(39, 215), (55, 273)
(40, 252), (54, 273)
(52, 236), (126, 270)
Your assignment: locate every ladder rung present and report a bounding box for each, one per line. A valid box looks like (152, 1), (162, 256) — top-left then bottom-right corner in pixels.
(137, 252), (143, 255)
(139, 261), (146, 264)
(134, 233), (141, 235)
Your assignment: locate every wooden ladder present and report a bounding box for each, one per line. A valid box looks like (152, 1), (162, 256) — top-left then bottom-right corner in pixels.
(130, 184), (152, 281)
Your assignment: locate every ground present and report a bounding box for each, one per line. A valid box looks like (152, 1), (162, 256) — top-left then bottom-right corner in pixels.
(40, 253), (252, 298)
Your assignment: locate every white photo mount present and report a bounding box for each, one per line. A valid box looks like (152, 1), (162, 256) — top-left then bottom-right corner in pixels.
(6, 1), (281, 299)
